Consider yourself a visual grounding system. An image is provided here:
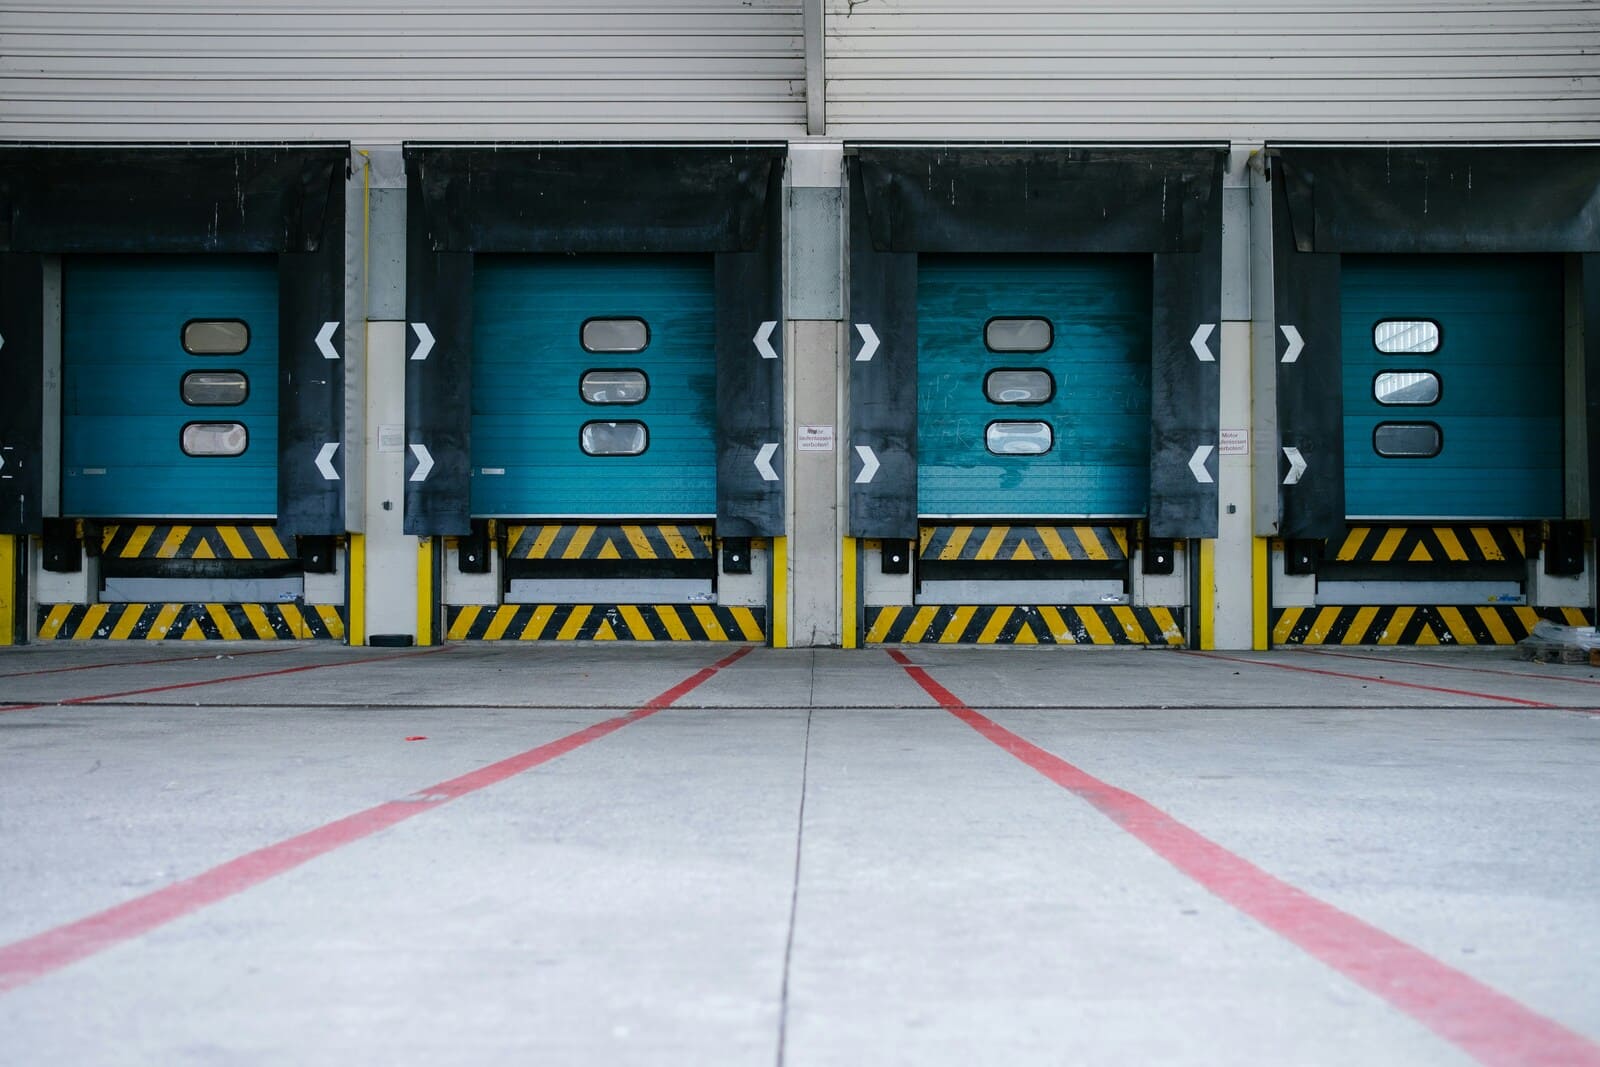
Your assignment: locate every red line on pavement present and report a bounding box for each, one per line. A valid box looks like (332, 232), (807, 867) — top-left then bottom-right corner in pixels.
(0, 647), (448, 714)
(1190, 650), (1559, 708)
(1301, 647), (1600, 689)
(0, 644), (754, 995)
(0, 646), (294, 681)
(887, 649), (1600, 1067)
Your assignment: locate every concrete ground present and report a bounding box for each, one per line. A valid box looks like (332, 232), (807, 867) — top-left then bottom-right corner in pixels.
(1, 641), (1597, 1066)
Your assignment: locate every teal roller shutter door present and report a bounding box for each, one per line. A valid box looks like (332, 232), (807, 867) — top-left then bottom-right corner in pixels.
(62, 255), (279, 518)
(917, 255), (1152, 518)
(471, 255), (717, 518)
(1342, 256), (1564, 520)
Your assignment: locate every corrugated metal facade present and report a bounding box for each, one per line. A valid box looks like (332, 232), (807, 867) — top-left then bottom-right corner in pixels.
(825, 1), (1600, 140)
(0, 1), (806, 142)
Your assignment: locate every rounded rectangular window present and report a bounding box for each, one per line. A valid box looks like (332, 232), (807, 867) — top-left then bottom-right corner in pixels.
(181, 422), (248, 457)
(985, 420), (1053, 456)
(984, 317), (1053, 353)
(181, 370), (249, 407)
(580, 420), (648, 457)
(984, 368), (1055, 405)
(581, 318), (649, 354)
(1373, 422), (1442, 458)
(1373, 320), (1441, 354)
(580, 369), (648, 405)
(182, 320), (250, 355)
(1373, 370), (1440, 406)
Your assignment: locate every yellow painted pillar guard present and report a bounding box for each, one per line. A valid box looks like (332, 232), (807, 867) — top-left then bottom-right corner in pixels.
(416, 536), (435, 646)
(1253, 537), (1270, 651)
(346, 533), (367, 647)
(1196, 538), (1216, 650)
(770, 536), (788, 649)
(0, 535), (16, 645)
(841, 536), (858, 649)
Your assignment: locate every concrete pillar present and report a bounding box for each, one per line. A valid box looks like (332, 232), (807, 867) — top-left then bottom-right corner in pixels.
(784, 142), (846, 647)
(350, 147), (420, 645)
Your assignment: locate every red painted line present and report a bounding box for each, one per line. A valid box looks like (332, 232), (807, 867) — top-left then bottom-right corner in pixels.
(886, 649), (1600, 1067)
(0, 646), (294, 681)
(0, 646), (448, 714)
(1190, 650), (1559, 708)
(0, 643), (754, 995)
(1302, 647), (1600, 689)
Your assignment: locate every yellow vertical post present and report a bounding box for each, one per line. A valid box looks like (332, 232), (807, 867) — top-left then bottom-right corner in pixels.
(840, 536), (858, 649)
(0, 535), (16, 645)
(770, 536), (788, 648)
(347, 533), (367, 647)
(1253, 537), (1270, 650)
(416, 536), (434, 646)
(1198, 539), (1216, 650)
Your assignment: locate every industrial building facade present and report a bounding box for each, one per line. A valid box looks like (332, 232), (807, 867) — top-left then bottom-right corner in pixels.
(2, 0), (1598, 649)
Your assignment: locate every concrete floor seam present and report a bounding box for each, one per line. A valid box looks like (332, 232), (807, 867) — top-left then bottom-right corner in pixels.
(775, 701), (814, 1067)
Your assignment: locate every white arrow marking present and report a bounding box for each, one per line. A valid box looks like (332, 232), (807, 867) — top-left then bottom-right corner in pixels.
(0, 329), (5, 354)
(1280, 324), (1304, 364)
(754, 320), (778, 360)
(410, 322), (435, 362)
(314, 442), (340, 481)
(854, 323), (879, 363)
(1283, 446), (1307, 485)
(409, 443), (434, 483)
(315, 321), (340, 360)
(1190, 323), (1216, 362)
(754, 442), (779, 482)
(0, 452), (6, 474)
(1188, 444), (1215, 484)
(854, 445), (880, 484)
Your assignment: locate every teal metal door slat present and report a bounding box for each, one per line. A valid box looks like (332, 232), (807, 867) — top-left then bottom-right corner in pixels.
(1341, 255), (1563, 519)
(63, 255), (279, 518)
(471, 255), (717, 518)
(917, 255), (1152, 518)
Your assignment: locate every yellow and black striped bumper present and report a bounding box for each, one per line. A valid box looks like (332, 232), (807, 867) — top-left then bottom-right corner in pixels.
(1325, 525), (1526, 565)
(1271, 606), (1591, 646)
(102, 524), (293, 561)
(37, 603), (345, 640)
(504, 524), (714, 562)
(446, 604), (765, 642)
(919, 524), (1130, 563)
(865, 605), (1184, 645)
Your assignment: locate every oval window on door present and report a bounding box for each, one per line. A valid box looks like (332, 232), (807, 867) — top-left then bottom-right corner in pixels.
(182, 320), (250, 355)
(985, 421), (1054, 455)
(1373, 422), (1442, 458)
(580, 421), (649, 456)
(984, 317), (1053, 353)
(1373, 320), (1441, 354)
(181, 422), (249, 457)
(581, 318), (649, 353)
(984, 369), (1055, 405)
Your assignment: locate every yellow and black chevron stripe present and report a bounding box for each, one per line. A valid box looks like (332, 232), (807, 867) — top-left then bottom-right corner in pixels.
(1271, 605), (1591, 646)
(102, 524), (293, 561)
(865, 604), (1184, 645)
(37, 603), (344, 640)
(919, 525), (1130, 563)
(1327, 525), (1525, 565)
(446, 603), (765, 642)
(504, 524), (714, 562)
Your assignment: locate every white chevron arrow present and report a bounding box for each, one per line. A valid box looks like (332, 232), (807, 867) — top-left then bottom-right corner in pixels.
(0, 329), (6, 354)
(753, 320), (778, 360)
(1190, 323), (1216, 362)
(315, 321), (340, 360)
(0, 452), (6, 475)
(1188, 444), (1215, 484)
(409, 443), (434, 483)
(1282, 446), (1307, 485)
(1280, 324), (1304, 364)
(854, 323), (880, 363)
(410, 322), (435, 362)
(854, 445), (880, 484)
(754, 442), (779, 482)
(314, 442), (340, 481)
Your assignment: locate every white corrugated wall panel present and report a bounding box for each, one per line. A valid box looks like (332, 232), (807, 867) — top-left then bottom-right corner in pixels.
(0, 2), (806, 141)
(826, 1), (1600, 140)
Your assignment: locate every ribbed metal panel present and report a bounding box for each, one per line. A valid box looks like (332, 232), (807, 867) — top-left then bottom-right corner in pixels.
(826, 1), (1600, 140)
(0, 2), (805, 141)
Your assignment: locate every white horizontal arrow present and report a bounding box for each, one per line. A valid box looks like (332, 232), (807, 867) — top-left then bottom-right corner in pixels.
(0, 452), (6, 474)
(0, 329), (6, 354)
(753, 320), (778, 360)
(1280, 324), (1304, 364)
(1190, 323), (1216, 362)
(315, 321), (340, 360)
(409, 443), (434, 483)
(854, 323), (879, 363)
(754, 442), (779, 482)
(854, 445), (880, 484)
(1188, 444), (1215, 484)
(1283, 446), (1307, 486)
(314, 442), (340, 481)
(410, 322), (435, 362)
